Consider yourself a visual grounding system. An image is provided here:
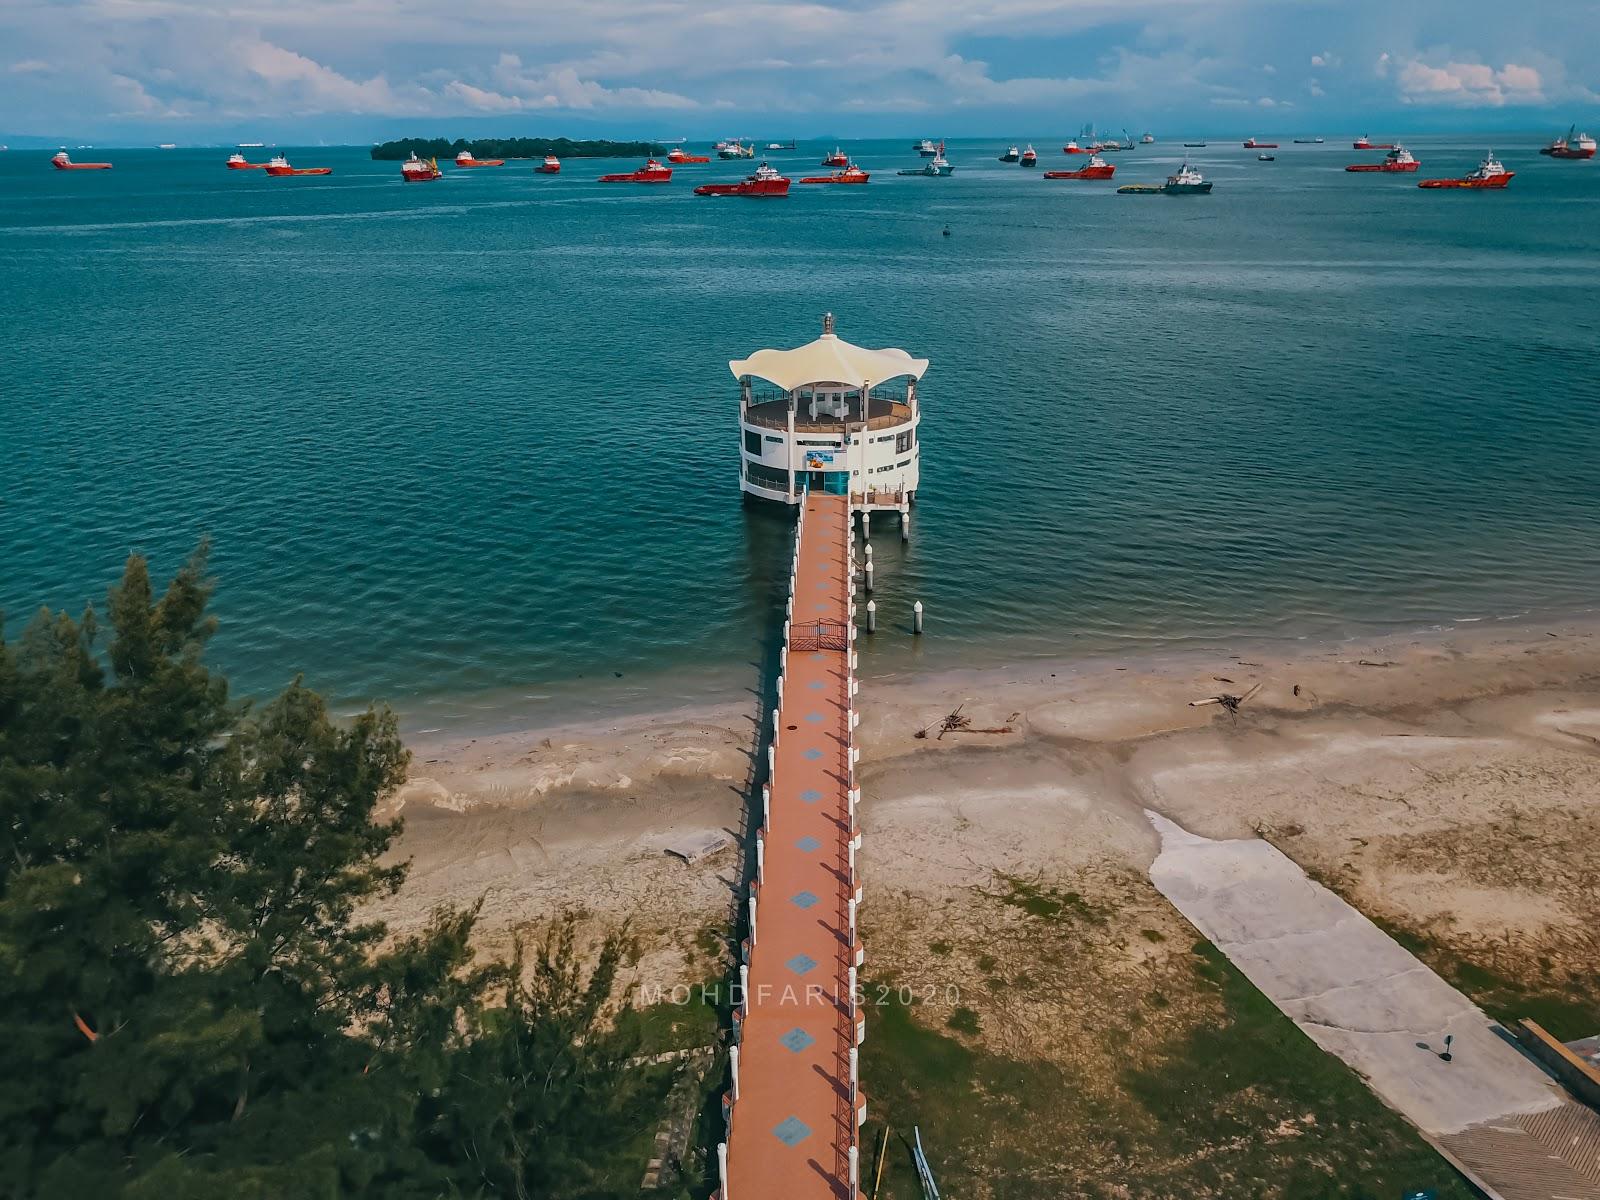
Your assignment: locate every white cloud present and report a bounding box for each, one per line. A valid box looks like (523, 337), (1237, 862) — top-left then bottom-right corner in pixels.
(1394, 56), (1544, 106)
(9, 58), (50, 74)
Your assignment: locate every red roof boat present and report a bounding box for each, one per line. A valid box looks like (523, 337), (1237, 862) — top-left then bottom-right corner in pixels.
(454, 150), (504, 168)
(535, 155), (561, 174)
(51, 151), (112, 170)
(820, 147), (848, 167)
(264, 154), (331, 176)
(798, 164), (870, 184)
(226, 152), (266, 170)
(401, 153), (442, 181)
(1044, 153), (1115, 179)
(695, 162), (790, 196)
(1242, 137), (1278, 148)
(1540, 125), (1597, 160)
(667, 147), (710, 164)
(1417, 152), (1513, 189)
(599, 158), (673, 183)
(1345, 145), (1417, 173)
(1353, 136), (1395, 150)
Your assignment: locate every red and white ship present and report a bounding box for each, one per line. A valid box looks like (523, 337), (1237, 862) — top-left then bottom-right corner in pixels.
(820, 146), (848, 167)
(535, 155), (561, 174)
(1062, 139), (1087, 154)
(1020, 145), (1038, 167)
(1242, 137), (1278, 149)
(454, 149), (505, 168)
(401, 153), (441, 181)
(1044, 153), (1115, 179)
(798, 164), (870, 184)
(694, 162), (791, 196)
(1345, 145), (1417, 173)
(52, 151), (112, 170)
(599, 158), (673, 183)
(1353, 136), (1395, 150)
(1417, 152), (1514, 189)
(667, 147), (710, 164)
(1540, 125), (1597, 159)
(226, 152), (267, 170)
(264, 154), (332, 176)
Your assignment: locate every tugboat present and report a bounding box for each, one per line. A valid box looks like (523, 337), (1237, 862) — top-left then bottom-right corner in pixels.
(226, 152), (266, 170)
(1540, 125), (1597, 159)
(717, 140), (755, 159)
(599, 158), (673, 183)
(694, 161), (790, 196)
(1118, 161), (1212, 195)
(454, 149), (504, 168)
(1062, 139), (1087, 154)
(1345, 145), (1418, 173)
(1257, 153), (1276, 161)
(1141, 131), (1155, 144)
(1183, 141), (1207, 148)
(667, 147), (711, 164)
(799, 163), (870, 184)
(535, 155), (561, 174)
(264, 154), (332, 176)
(998, 145), (1020, 162)
(51, 151), (112, 170)
(1352, 136), (1395, 150)
(1417, 151), (1514, 189)
(914, 139), (938, 157)
(401, 153), (442, 181)
(1019, 144), (1038, 167)
(1044, 153), (1115, 179)
(1242, 137), (1278, 149)
(1293, 136), (1325, 144)
(820, 146), (849, 167)
(898, 142), (953, 176)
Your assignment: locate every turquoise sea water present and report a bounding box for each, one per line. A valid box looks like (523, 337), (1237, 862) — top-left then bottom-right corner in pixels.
(4, 137), (1598, 729)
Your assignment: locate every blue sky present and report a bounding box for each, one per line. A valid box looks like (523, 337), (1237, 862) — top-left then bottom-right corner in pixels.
(2, 0), (1596, 143)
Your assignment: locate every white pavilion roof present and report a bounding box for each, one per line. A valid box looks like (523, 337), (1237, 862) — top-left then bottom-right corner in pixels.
(729, 324), (928, 392)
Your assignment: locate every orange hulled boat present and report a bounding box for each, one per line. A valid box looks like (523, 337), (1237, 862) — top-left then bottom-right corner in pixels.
(536, 155), (561, 173)
(454, 149), (504, 168)
(667, 147), (710, 164)
(52, 151), (112, 170)
(599, 158), (673, 183)
(1345, 145), (1417, 173)
(1353, 136), (1395, 150)
(264, 154), (331, 176)
(694, 161), (790, 196)
(1044, 153), (1115, 179)
(1242, 137), (1278, 148)
(1020, 144), (1038, 167)
(1062, 139), (1087, 154)
(401, 153), (441, 181)
(1418, 152), (1513, 189)
(226, 152), (267, 170)
(799, 163), (869, 184)
(820, 146), (848, 167)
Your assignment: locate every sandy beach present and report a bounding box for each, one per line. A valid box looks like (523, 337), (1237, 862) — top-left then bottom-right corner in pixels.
(372, 614), (1600, 1007)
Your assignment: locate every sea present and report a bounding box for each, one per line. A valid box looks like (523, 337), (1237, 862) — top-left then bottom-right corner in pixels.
(4, 136), (1598, 732)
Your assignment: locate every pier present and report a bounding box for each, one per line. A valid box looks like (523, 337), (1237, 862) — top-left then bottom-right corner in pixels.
(718, 490), (864, 1200)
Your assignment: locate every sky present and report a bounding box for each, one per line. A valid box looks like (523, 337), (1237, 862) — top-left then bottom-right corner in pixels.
(2, 0), (1597, 144)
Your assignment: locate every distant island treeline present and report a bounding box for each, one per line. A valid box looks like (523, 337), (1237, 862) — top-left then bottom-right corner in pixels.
(370, 136), (662, 161)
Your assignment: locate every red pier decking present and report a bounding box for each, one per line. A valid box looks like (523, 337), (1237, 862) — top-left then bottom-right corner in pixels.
(718, 490), (865, 1199)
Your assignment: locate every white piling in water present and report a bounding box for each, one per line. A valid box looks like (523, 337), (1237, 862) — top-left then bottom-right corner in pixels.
(717, 1144), (728, 1199)
(913, 600), (924, 635)
(900, 503), (911, 542)
(864, 558), (874, 593)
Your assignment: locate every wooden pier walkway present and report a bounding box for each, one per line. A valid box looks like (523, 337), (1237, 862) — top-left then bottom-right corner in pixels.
(717, 490), (866, 1200)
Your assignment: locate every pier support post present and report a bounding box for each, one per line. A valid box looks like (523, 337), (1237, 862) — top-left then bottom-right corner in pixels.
(865, 599), (876, 633)
(864, 558), (874, 594)
(849, 1046), (859, 1098)
(756, 835), (765, 885)
(900, 503), (910, 542)
(913, 600), (924, 635)
(718, 1143), (728, 1200)
(739, 963), (749, 1012)
(849, 1145), (859, 1195)
(748, 895), (758, 946)
(730, 1044), (741, 1101)
(762, 785), (770, 830)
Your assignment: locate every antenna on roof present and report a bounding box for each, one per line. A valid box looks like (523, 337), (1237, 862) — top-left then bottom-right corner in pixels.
(822, 312), (835, 336)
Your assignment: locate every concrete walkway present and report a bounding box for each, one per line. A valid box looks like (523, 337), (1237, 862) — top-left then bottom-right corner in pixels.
(1147, 812), (1600, 1200)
